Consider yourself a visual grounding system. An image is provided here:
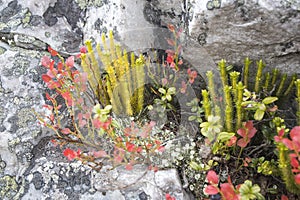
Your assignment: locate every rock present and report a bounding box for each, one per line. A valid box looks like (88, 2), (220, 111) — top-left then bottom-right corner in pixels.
(189, 0), (300, 73)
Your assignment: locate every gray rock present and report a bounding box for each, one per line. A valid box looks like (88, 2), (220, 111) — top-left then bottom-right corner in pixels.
(189, 0), (300, 73)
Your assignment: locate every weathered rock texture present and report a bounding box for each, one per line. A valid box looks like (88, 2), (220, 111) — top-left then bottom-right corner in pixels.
(189, 0), (300, 74)
(0, 0), (299, 199)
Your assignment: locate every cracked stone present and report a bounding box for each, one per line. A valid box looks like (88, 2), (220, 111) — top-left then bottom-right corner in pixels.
(0, 0), (22, 23)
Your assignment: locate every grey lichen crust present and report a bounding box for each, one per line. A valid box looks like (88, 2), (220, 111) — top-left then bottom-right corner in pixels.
(75, 0), (104, 9)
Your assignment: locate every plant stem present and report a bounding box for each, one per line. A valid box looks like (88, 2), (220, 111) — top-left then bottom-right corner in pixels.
(276, 73), (287, 97)
(254, 60), (265, 93)
(243, 57), (251, 89)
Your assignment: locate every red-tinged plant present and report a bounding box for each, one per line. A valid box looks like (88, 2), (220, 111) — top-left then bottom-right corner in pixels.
(232, 121), (258, 169)
(165, 24), (183, 71)
(237, 121), (257, 148)
(282, 126), (300, 153)
(274, 129), (285, 143)
(204, 170), (265, 200)
(63, 148), (81, 161)
(275, 126), (300, 194)
(48, 46), (58, 56)
(204, 170), (239, 200)
(165, 193), (176, 200)
(227, 135), (237, 147)
(187, 68), (197, 84)
(35, 47), (166, 171)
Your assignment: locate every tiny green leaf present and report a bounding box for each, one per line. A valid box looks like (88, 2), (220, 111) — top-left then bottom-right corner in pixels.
(241, 101), (255, 107)
(254, 109), (265, 120)
(158, 88), (166, 94)
(188, 115), (197, 121)
(166, 94), (172, 101)
(191, 107), (198, 112)
(189, 161), (202, 171)
(257, 103), (266, 111)
(168, 87), (176, 94)
(262, 96), (278, 105)
(217, 132), (235, 142)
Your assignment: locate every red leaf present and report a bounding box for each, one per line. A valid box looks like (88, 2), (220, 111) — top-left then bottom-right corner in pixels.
(166, 55), (174, 64)
(289, 155), (299, 168)
(204, 185), (219, 195)
(126, 142), (135, 152)
(281, 195), (289, 200)
(48, 81), (61, 89)
(45, 92), (52, 100)
(220, 183), (238, 200)
(237, 128), (246, 137)
(178, 59), (183, 65)
(136, 146), (142, 153)
(290, 127), (300, 151)
(188, 69), (197, 84)
(80, 46), (87, 53)
(167, 24), (175, 32)
(180, 81), (187, 94)
(274, 129), (285, 142)
(66, 56), (75, 68)
(92, 118), (101, 129)
(79, 119), (87, 128)
(61, 128), (71, 134)
(290, 126), (300, 138)
(114, 154), (123, 164)
(248, 127), (257, 138)
(42, 104), (53, 110)
(47, 68), (58, 78)
(206, 170), (219, 184)
(48, 46), (58, 56)
(157, 145), (165, 152)
(295, 174), (300, 184)
(41, 56), (51, 67)
(282, 138), (294, 150)
(125, 163), (133, 170)
(42, 74), (52, 83)
(165, 193), (176, 200)
(237, 138), (248, 148)
(227, 136), (237, 147)
(93, 150), (107, 158)
(63, 148), (78, 161)
(61, 91), (73, 106)
(57, 62), (63, 73)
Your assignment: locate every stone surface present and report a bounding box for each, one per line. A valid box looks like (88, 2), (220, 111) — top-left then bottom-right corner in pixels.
(0, 0), (299, 199)
(189, 0), (300, 74)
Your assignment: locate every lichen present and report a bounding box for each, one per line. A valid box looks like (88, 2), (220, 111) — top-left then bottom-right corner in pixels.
(75, 0), (104, 9)
(0, 156), (6, 174)
(0, 46), (7, 55)
(206, 0), (222, 10)
(22, 9), (32, 27)
(16, 107), (36, 128)
(12, 54), (30, 77)
(281, 0), (300, 10)
(0, 175), (19, 199)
